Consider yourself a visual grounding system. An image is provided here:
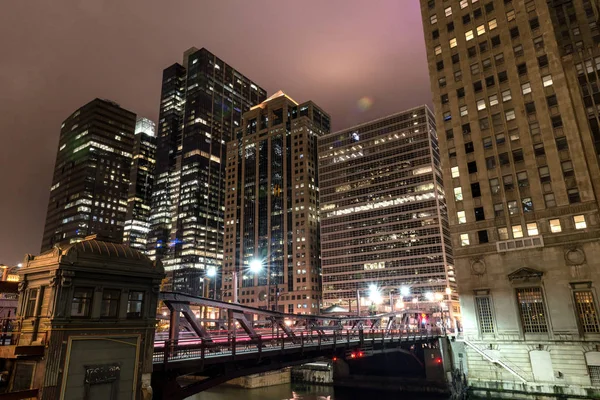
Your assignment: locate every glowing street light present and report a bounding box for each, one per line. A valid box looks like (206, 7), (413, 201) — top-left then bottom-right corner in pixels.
(206, 266), (217, 278)
(368, 284), (383, 305)
(445, 287), (452, 296)
(400, 286), (410, 297)
(425, 292), (434, 301)
(250, 259), (263, 274)
(434, 292), (444, 301)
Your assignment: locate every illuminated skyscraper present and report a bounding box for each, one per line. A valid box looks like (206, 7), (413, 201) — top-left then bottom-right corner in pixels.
(41, 99), (136, 251)
(123, 117), (156, 252)
(318, 106), (457, 316)
(148, 48), (267, 296)
(222, 91), (330, 313)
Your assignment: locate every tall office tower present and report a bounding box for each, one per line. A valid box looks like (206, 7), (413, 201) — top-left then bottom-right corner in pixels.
(222, 91), (330, 313)
(41, 99), (136, 251)
(123, 117), (157, 252)
(147, 63), (187, 262)
(319, 107), (458, 318)
(148, 48), (267, 296)
(421, 0), (600, 395)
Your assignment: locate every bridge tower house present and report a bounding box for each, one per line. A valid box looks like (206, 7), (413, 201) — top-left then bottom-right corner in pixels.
(10, 235), (164, 399)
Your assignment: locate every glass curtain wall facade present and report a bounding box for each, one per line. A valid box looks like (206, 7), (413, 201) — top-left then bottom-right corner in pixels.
(318, 106), (457, 317)
(123, 117), (156, 252)
(148, 48), (267, 296)
(222, 92), (330, 314)
(41, 99), (136, 251)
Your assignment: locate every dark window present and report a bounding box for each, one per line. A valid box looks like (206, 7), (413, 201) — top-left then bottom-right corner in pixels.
(474, 80), (483, 92)
(463, 14), (471, 24)
(468, 161), (478, 174)
(552, 115), (563, 128)
(452, 53), (460, 64)
(468, 46), (477, 57)
(513, 149), (524, 163)
(499, 152), (510, 165)
(517, 63), (528, 75)
(479, 41), (489, 52)
(556, 136), (569, 151)
(485, 2), (494, 13)
(437, 60), (444, 71)
(127, 291), (144, 319)
(457, 87), (465, 98)
(25, 289), (38, 317)
(446, 129), (454, 139)
(497, 71), (507, 83)
(474, 8), (482, 18)
(432, 29), (440, 39)
(510, 27), (520, 38)
(439, 77), (447, 87)
(462, 123), (471, 134)
(447, 21), (455, 32)
(475, 207), (485, 221)
(72, 287), (94, 317)
(503, 175), (514, 190)
(100, 289), (120, 318)
(491, 35), (501, 47)
(547, 94), (558, 107)
(480, 117), (490, 130)
(441, 94), (449, 104)
(471, 182), (481, 197)
(538, 54), (548, 68)
(478, 230), (489, 243)
(534, 143), (545, 156)
(465, 142), (475, 153)
(486, 156), (496, 169)
(485, 75), (495, 87)
(525, 102), (536, 114)
(529, 17), (540, 30)
(568, 188), (581, 203)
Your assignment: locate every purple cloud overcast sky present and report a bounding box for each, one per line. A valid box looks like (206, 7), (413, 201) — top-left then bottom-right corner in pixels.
(0, 0), (431, 263)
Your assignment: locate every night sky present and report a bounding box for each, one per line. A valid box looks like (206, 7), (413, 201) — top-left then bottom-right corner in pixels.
(0, 1), (431, 264)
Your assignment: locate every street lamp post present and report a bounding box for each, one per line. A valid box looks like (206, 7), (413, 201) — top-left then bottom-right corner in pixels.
(250, 259), (279, 311)
(206, 267), (217, 300)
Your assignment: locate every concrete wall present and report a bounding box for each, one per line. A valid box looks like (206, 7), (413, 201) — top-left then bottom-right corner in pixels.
(226, 369), (290, 389)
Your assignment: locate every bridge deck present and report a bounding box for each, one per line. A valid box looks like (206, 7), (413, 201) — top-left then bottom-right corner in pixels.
(153, 329), (440, 369)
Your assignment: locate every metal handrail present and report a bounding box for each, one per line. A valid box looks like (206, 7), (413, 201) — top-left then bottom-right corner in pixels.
(153, 328), (442, 364)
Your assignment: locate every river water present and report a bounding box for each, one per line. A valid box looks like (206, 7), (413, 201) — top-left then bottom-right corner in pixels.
(187, 383), (450, 399)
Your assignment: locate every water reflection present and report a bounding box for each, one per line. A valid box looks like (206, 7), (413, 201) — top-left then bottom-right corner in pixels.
(187, 383), (448, 400)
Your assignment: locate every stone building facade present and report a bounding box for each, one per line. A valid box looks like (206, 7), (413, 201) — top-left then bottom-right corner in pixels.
(10, 236), (163, 399)
(420, 0), (600, 397)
